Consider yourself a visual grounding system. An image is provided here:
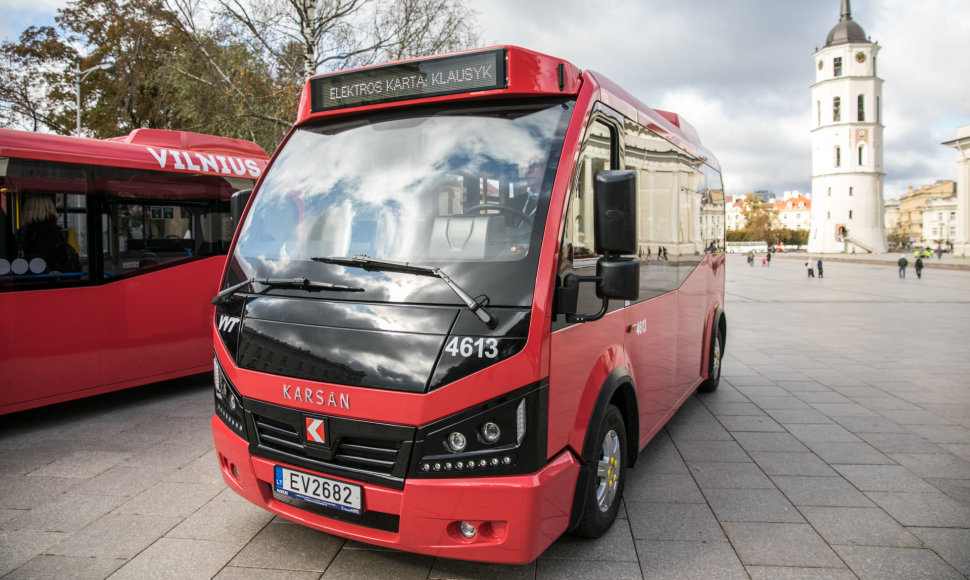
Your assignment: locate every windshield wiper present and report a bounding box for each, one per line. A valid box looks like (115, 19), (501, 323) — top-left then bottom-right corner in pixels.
(312, 254), (497, 328)
(211, 277), (364, 306)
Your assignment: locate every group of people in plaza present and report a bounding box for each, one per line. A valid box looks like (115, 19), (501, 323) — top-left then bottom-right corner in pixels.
(742, 249), (945, 281)
(898, 255), (925, 279)
(805, 259), (823, 278)
(747, 251), (771, 267)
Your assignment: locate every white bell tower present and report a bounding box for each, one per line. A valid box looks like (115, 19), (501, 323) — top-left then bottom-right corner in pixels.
(808, 0), (888, 253)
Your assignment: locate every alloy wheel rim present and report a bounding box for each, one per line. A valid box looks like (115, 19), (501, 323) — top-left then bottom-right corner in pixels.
(595, 429), (621, 511)
(712, 335), (722, 380)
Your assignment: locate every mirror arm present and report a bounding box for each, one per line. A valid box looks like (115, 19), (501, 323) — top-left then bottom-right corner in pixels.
(566, 295), (609, 324)
(561, 273), (607, 324)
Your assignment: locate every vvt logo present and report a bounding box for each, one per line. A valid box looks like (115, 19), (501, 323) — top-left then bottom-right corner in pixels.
(218, 315), (240, 333)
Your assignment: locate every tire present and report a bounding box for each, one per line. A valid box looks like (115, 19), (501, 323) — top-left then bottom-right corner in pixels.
(698, 325), (723, 393)
(574, 405), (626, 538)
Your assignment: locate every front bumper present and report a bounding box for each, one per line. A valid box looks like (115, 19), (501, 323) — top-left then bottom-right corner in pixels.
(212, 417), (580, 564)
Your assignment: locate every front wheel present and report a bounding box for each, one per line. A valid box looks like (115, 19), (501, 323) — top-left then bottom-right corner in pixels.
(574, 405), (626, 538)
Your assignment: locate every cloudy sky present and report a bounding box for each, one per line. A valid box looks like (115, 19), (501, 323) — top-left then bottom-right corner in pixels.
(3, 0), (969, 199)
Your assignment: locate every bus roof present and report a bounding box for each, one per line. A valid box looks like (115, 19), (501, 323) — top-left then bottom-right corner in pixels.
(294, 45), (718, 171)
(0, 127), (269, 179)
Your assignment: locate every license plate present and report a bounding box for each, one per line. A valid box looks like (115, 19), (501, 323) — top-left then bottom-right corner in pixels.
(274, 466), (362, 514)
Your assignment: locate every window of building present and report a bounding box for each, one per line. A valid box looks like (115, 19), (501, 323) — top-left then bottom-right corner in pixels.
(834, 57), (842, 77)
(827, 187), (832, 197)
(849, 187), (854, 196)
(817, 101), (821, 127)
(833, 97), (841, 122)
(835, 146), (841, 168)
(827, 211), (831, 219)
(858, 145), (866, 166)
(857, 94), (865, 122)
(876, 96), (881, 123)
(849, 210), (853, 219)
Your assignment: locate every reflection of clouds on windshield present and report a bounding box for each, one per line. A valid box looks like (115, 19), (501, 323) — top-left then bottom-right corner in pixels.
(238, 106), (563, 262)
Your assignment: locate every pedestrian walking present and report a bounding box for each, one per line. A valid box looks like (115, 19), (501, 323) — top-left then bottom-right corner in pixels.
(762, 257), (767, 267)
(747, 252), (754, 267)
(766, 252), (771, 267)
(805, 262), (815, 278)
(898, 256), (908, 279)
(915, 257), (923, 279)
(817, 259), (823, 279)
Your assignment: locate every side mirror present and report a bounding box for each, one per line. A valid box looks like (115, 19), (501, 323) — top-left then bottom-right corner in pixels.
(594, 170), (637, 256)
(596, 257), (639, 301)
(230, 189), (253, 231)
(558, 170), (639, 323)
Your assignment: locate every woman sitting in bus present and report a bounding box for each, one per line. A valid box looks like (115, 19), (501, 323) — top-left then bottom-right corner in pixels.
(17, 194), (79, 274)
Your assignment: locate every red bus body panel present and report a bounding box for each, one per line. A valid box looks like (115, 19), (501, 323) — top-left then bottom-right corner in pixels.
(1, 258), (225, 413)
(0, 128), (268, 414)
(212, 46), (724, 563)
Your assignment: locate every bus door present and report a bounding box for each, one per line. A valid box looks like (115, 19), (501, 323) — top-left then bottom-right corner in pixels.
(621, 118), (685, 437)
(674, 162), (712, 392)
(98, 176), (232, 385)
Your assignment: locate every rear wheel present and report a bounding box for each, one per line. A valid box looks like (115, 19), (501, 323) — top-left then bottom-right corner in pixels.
(575, 405), (626, 537)
(698, 325), (723, 393)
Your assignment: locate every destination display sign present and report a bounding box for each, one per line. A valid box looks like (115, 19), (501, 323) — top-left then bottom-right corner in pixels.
(310, 49), (507, 112)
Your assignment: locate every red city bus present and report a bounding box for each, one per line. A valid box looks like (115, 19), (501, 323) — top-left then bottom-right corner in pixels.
(211, 46), (726, 563)
(0, 128), (269, 414)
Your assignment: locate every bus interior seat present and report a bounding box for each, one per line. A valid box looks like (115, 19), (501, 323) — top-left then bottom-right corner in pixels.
(428, 215), (505, 260)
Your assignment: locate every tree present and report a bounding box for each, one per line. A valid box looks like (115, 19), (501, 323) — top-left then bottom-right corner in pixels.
(2, 0), (479, 153)
(741, 196), (781, 246)
(0, 0), (220, 137)
(887, 222), (909, 249)
(159, 0), (479, 140)
(0, 26), (79, 134)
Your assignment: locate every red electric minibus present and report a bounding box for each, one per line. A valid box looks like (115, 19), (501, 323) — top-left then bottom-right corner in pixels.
(0, 128), (268, 414)
(211, 46), (726, 563)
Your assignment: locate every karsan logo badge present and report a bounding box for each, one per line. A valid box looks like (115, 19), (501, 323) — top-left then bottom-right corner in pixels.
(305, 417), (325, 444)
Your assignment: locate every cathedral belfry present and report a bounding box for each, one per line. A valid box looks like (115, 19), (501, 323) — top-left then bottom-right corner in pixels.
(808, 0), (888, 253)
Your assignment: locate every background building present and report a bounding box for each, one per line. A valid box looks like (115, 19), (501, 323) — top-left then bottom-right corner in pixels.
(922, 196), (958, 250)
(772, 193), (812, 231)
(895, 180), (956, 246)
(808, 0), (888, 253)
(943, 125), (970, 257)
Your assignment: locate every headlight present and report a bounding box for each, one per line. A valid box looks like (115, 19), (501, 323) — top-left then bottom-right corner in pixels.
(480, 421), (501, 444)
(214, 355), (247, 439)
(410, 382), (547, 478)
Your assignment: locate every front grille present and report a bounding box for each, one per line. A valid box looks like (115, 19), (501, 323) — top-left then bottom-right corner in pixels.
(245, 399), (415, 490)
(336, 437), (399, 473)
(272, 491), (400, 533)
(254, 414), (301, 452)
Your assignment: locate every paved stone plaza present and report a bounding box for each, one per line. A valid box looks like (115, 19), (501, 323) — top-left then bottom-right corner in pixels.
(2, 254), (969, 579)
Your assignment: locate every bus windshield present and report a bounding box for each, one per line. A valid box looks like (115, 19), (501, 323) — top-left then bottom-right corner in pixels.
(231, 101), (573, 307)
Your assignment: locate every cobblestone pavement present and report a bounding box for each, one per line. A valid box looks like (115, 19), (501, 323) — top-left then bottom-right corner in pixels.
(2, 254), (969, 579)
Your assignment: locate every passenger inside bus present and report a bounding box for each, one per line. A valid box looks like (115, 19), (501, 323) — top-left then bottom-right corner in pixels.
(16, 194), (79, 274)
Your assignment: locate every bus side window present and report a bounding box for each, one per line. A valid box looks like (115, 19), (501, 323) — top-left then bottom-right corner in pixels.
(0, 192), (88, 288)
(624, 118), (713, 300)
